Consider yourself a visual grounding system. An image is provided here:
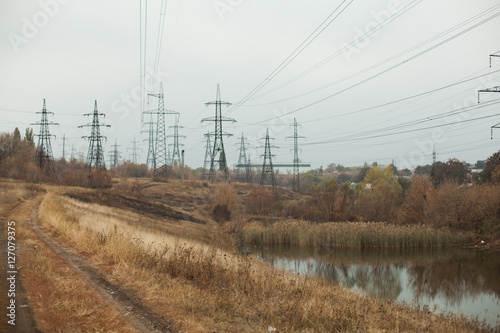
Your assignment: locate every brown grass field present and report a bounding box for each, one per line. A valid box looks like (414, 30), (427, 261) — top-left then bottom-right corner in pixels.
(0, 177), (494, 332)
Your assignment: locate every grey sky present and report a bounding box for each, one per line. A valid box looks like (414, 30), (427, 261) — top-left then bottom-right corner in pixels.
(1, 0), (499, 170)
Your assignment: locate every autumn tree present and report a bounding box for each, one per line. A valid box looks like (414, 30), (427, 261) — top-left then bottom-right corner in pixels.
(354, 166), (402, 222)
(430, 158), (469, 186)
(482, 150), (500, 183)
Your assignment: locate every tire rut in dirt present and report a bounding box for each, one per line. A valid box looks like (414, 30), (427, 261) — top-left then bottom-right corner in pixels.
(29, 205), (178, 333)
(0, 199), (41, 333)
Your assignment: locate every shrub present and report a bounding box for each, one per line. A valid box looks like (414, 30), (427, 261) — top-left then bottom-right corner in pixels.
(211, 183), (239, 223)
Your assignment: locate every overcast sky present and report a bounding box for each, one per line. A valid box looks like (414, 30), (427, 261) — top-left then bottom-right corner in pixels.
(1, 0), (500, 170)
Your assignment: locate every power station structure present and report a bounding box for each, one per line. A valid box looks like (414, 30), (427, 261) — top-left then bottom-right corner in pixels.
(202, 84), (235, 181)
(168, 115), (185, 165)
(31, 99), (59, 170)
(143, 82), (179, 178)
(78, 100), (110, 171)
(259, 129), (278, 187)
(286, 118), (305, 191)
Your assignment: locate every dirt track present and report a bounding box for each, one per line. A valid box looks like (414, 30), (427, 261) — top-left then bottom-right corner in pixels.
(0, 199), (40, 333)
(28, 201), (178, 333)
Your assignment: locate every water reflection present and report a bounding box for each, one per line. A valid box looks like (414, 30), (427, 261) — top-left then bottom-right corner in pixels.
(255, 246), (500, 327)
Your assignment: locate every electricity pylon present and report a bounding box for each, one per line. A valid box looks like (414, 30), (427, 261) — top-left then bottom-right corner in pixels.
(78, 100), (110, 171)
(235, 132), (251, 182)
(144, 113), (156, 168)
(168, 115), (185, 165)
(432, 144), (437, 165)
(478, 85), (500, 139)
(31, 99), (59, 170)
(128, 136), (142, 164)
(259, 129), (278, 187)
(202, 132), (212, 177)
(201, 84), (236, 181)
(286, 118), (305, 191)
(143, 82), (179, 178)
(107, 139), (121, 168)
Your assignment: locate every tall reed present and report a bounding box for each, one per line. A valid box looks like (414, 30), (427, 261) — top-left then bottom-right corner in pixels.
(243, 219), (472, 249)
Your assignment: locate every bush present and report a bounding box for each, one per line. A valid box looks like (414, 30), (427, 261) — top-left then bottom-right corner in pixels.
(211, 183), (239, 223)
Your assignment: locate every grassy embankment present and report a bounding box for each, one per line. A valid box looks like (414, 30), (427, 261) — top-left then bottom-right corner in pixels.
(242, 219), (473, 249)
(0, 182), (135, 332)
(31, 188), (489, 332)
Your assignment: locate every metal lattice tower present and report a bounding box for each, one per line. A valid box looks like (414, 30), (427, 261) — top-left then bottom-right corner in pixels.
(108, 139), (121, 168)
(78, 100), (110, 171)
(286, 118), (305, 191)
(202, 132), (212, 177)
(235, 132), (251, 182)
(478, 85), (500, 139)
(144, 113), (156, 168)
(168, 115), (185, 165)
(61, 134), (66, 160)
(143, 82), (179, 178)
(259, 129), (278, 187)
(201, 84), (236, 181)
(31, 99), (59, 170)
(432, 144), (437, 165)
(127, 136), (142, 164)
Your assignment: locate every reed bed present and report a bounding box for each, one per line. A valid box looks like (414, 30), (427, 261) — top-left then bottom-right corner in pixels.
(243, 219), (473, 249)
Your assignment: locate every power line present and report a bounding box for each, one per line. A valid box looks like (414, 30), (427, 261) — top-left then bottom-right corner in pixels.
(249, 3), (500, 105)
(224, 0), (355, 117)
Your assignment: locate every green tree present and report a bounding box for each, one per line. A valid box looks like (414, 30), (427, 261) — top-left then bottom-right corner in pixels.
(430, 158), (469, 186)
(414, 164), (432, 175)
(355, 166), (403, 222)
(24, 128), (34, 146)
(482, 150), (500, 183)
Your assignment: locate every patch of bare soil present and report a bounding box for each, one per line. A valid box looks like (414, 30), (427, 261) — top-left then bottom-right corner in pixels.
(65, 190), (204, 224)
(29, 205), (178, 333)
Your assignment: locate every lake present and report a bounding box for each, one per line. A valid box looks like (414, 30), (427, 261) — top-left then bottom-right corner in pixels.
(253, 245), (500, 328)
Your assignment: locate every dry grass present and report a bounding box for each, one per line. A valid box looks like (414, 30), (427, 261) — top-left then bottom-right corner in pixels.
(8, 193), (134, 332)
(243, 219), (473, 249)
(34, 191), (489, 332)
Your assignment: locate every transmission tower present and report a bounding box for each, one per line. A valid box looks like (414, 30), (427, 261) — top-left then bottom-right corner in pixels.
(478, 85), (500, 139)
(70, 145), (76, 161)
(168, 115), (185, 165)
(127, 136), (142, 164)
(286, 118), (305, 191)
(432, 144), (437, 165)
(61, 134), (66, 160)
(235, 132), (251, 182)
(143, 82), (179, 178)
(202, 132), (212, 177)
(144, 113), (156, 168)
(31, 99), (59, 170)
(78, 100), (110, 171)
(259, 129), (278, 187)
(108, 139), (121, 168)
(201, 84), (236, 181)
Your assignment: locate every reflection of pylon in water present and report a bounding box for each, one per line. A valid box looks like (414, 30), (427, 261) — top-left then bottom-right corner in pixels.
(236, 132), (251, 182)
(201, 84), (235, 181)
(31, 99), (59, 171)
(202, 132), (212, 177)
(78, 100), (110, 171)
(259, 129), (278, 187)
